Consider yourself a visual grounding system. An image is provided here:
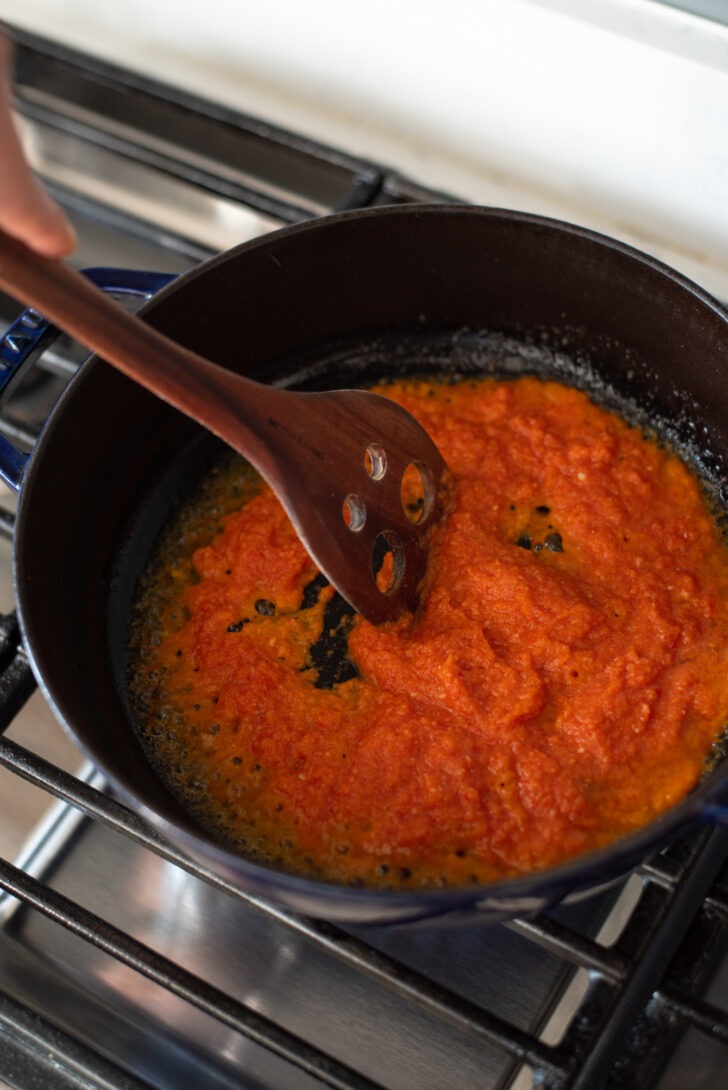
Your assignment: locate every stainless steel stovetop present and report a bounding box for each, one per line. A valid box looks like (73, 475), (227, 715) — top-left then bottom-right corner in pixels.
(0, 26), (727, 1090)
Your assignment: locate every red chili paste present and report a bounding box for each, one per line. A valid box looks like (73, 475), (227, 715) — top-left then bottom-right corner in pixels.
(129, 376), (728, 889)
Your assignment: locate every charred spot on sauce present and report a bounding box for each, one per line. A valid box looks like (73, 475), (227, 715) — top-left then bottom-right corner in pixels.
(227, 619), (249, 632)
(300, 574), (359, 689)
(510, 504), (564, 554)
(301, 572), (329, 610)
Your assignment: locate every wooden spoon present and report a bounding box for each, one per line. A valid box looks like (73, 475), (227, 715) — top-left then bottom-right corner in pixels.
(0, 229), (447, 624)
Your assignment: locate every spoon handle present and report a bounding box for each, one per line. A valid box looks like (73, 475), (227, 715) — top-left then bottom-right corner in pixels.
(0, 229), (288, 480)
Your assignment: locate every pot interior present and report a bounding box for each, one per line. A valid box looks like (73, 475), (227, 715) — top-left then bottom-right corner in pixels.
(14, 206), (728, 917)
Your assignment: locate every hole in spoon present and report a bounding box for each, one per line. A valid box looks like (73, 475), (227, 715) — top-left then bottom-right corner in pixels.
(342, 493), (366, 532)
(372, 531), (406, 595)
(365, 444), (387, 481)
(400, 461), (436, 525)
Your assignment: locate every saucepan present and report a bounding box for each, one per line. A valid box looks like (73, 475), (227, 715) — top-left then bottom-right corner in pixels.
(2, 204), (728, 927)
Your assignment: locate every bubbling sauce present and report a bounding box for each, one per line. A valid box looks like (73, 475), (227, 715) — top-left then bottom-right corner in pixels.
(128, 376), (728, 889)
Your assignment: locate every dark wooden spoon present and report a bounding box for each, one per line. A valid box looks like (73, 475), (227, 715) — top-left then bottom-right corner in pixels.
(0, 229), (447, 623)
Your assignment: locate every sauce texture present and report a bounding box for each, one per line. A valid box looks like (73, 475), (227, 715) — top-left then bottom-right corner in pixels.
(129, 376), (728, 889)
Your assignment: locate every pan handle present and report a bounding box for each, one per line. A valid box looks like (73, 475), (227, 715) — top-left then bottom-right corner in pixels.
(700, 802), (728, 827)
(0, 268), (177, 491)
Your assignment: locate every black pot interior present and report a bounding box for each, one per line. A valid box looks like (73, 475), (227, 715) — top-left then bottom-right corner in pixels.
(14, 205), (728, 919)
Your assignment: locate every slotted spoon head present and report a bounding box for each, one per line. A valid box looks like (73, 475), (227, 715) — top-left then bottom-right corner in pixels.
(254, 386), (449, 624)
(0, 228), (448, 624)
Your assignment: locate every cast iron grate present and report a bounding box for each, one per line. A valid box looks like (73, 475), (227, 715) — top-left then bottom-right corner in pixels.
(8, 25), (438, 229)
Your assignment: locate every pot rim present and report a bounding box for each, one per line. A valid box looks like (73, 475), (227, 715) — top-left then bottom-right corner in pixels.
(12, 202), (728, 925)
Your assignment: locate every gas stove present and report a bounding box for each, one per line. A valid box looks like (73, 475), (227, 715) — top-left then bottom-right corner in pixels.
(0, 25), (727, 1090)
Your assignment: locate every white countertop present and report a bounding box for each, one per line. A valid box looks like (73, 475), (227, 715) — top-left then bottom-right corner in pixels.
(0, 0), (727, 297)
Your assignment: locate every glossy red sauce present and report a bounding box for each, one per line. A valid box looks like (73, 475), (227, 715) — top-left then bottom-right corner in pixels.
(129, 376), (728, 889)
